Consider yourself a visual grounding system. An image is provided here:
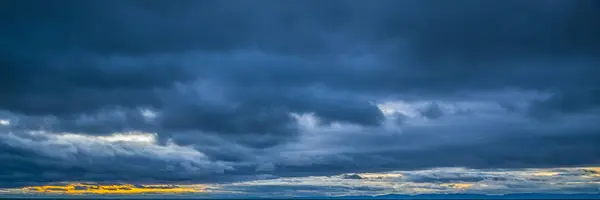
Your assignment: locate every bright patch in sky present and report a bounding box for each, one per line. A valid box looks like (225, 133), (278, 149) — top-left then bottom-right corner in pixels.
(95, 132), (157, 143)
(20, 183), (204, 195)
(139, 108), (158, 121)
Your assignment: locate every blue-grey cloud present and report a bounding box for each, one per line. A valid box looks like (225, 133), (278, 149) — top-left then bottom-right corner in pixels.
(0, 0), (599, 188)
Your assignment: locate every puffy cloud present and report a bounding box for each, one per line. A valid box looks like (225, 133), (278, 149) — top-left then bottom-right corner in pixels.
(0, 130), (232, 187)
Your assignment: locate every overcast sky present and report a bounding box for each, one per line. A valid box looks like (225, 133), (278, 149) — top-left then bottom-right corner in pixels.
(1, 0), (599, 196)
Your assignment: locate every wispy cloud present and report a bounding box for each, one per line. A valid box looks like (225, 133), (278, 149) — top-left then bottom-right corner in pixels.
(212, 167), (600, 197)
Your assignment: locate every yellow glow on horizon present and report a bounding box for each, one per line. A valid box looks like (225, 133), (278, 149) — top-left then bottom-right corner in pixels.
(533, 171), (560, 176)
(21, 183), (204, 195)
(440, 183), (473, 189)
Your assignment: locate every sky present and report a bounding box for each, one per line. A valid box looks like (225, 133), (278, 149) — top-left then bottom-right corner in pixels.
(0, 0), (599, 197)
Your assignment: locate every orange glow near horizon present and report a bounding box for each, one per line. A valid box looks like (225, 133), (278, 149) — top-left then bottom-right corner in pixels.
(21, 183), (204, 195)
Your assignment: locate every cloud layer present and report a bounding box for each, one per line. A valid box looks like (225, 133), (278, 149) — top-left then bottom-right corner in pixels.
(1, 0), (600, 190)
(5, 167), (597, 197)
(214, 167), (600, 197)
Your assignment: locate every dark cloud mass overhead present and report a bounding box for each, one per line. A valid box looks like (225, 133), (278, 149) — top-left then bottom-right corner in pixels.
(1, 0), (600, 188)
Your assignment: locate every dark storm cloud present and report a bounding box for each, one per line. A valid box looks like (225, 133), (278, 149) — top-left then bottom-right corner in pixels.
(269, 125), (600, 178)
(0, 0), (335, 55)
(0, 52), (186, 116)
(1, 0), (600, 187)
(2, 0), (599, 120)
(1, 0), (389, 138)
(3, 0), (599, 95)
